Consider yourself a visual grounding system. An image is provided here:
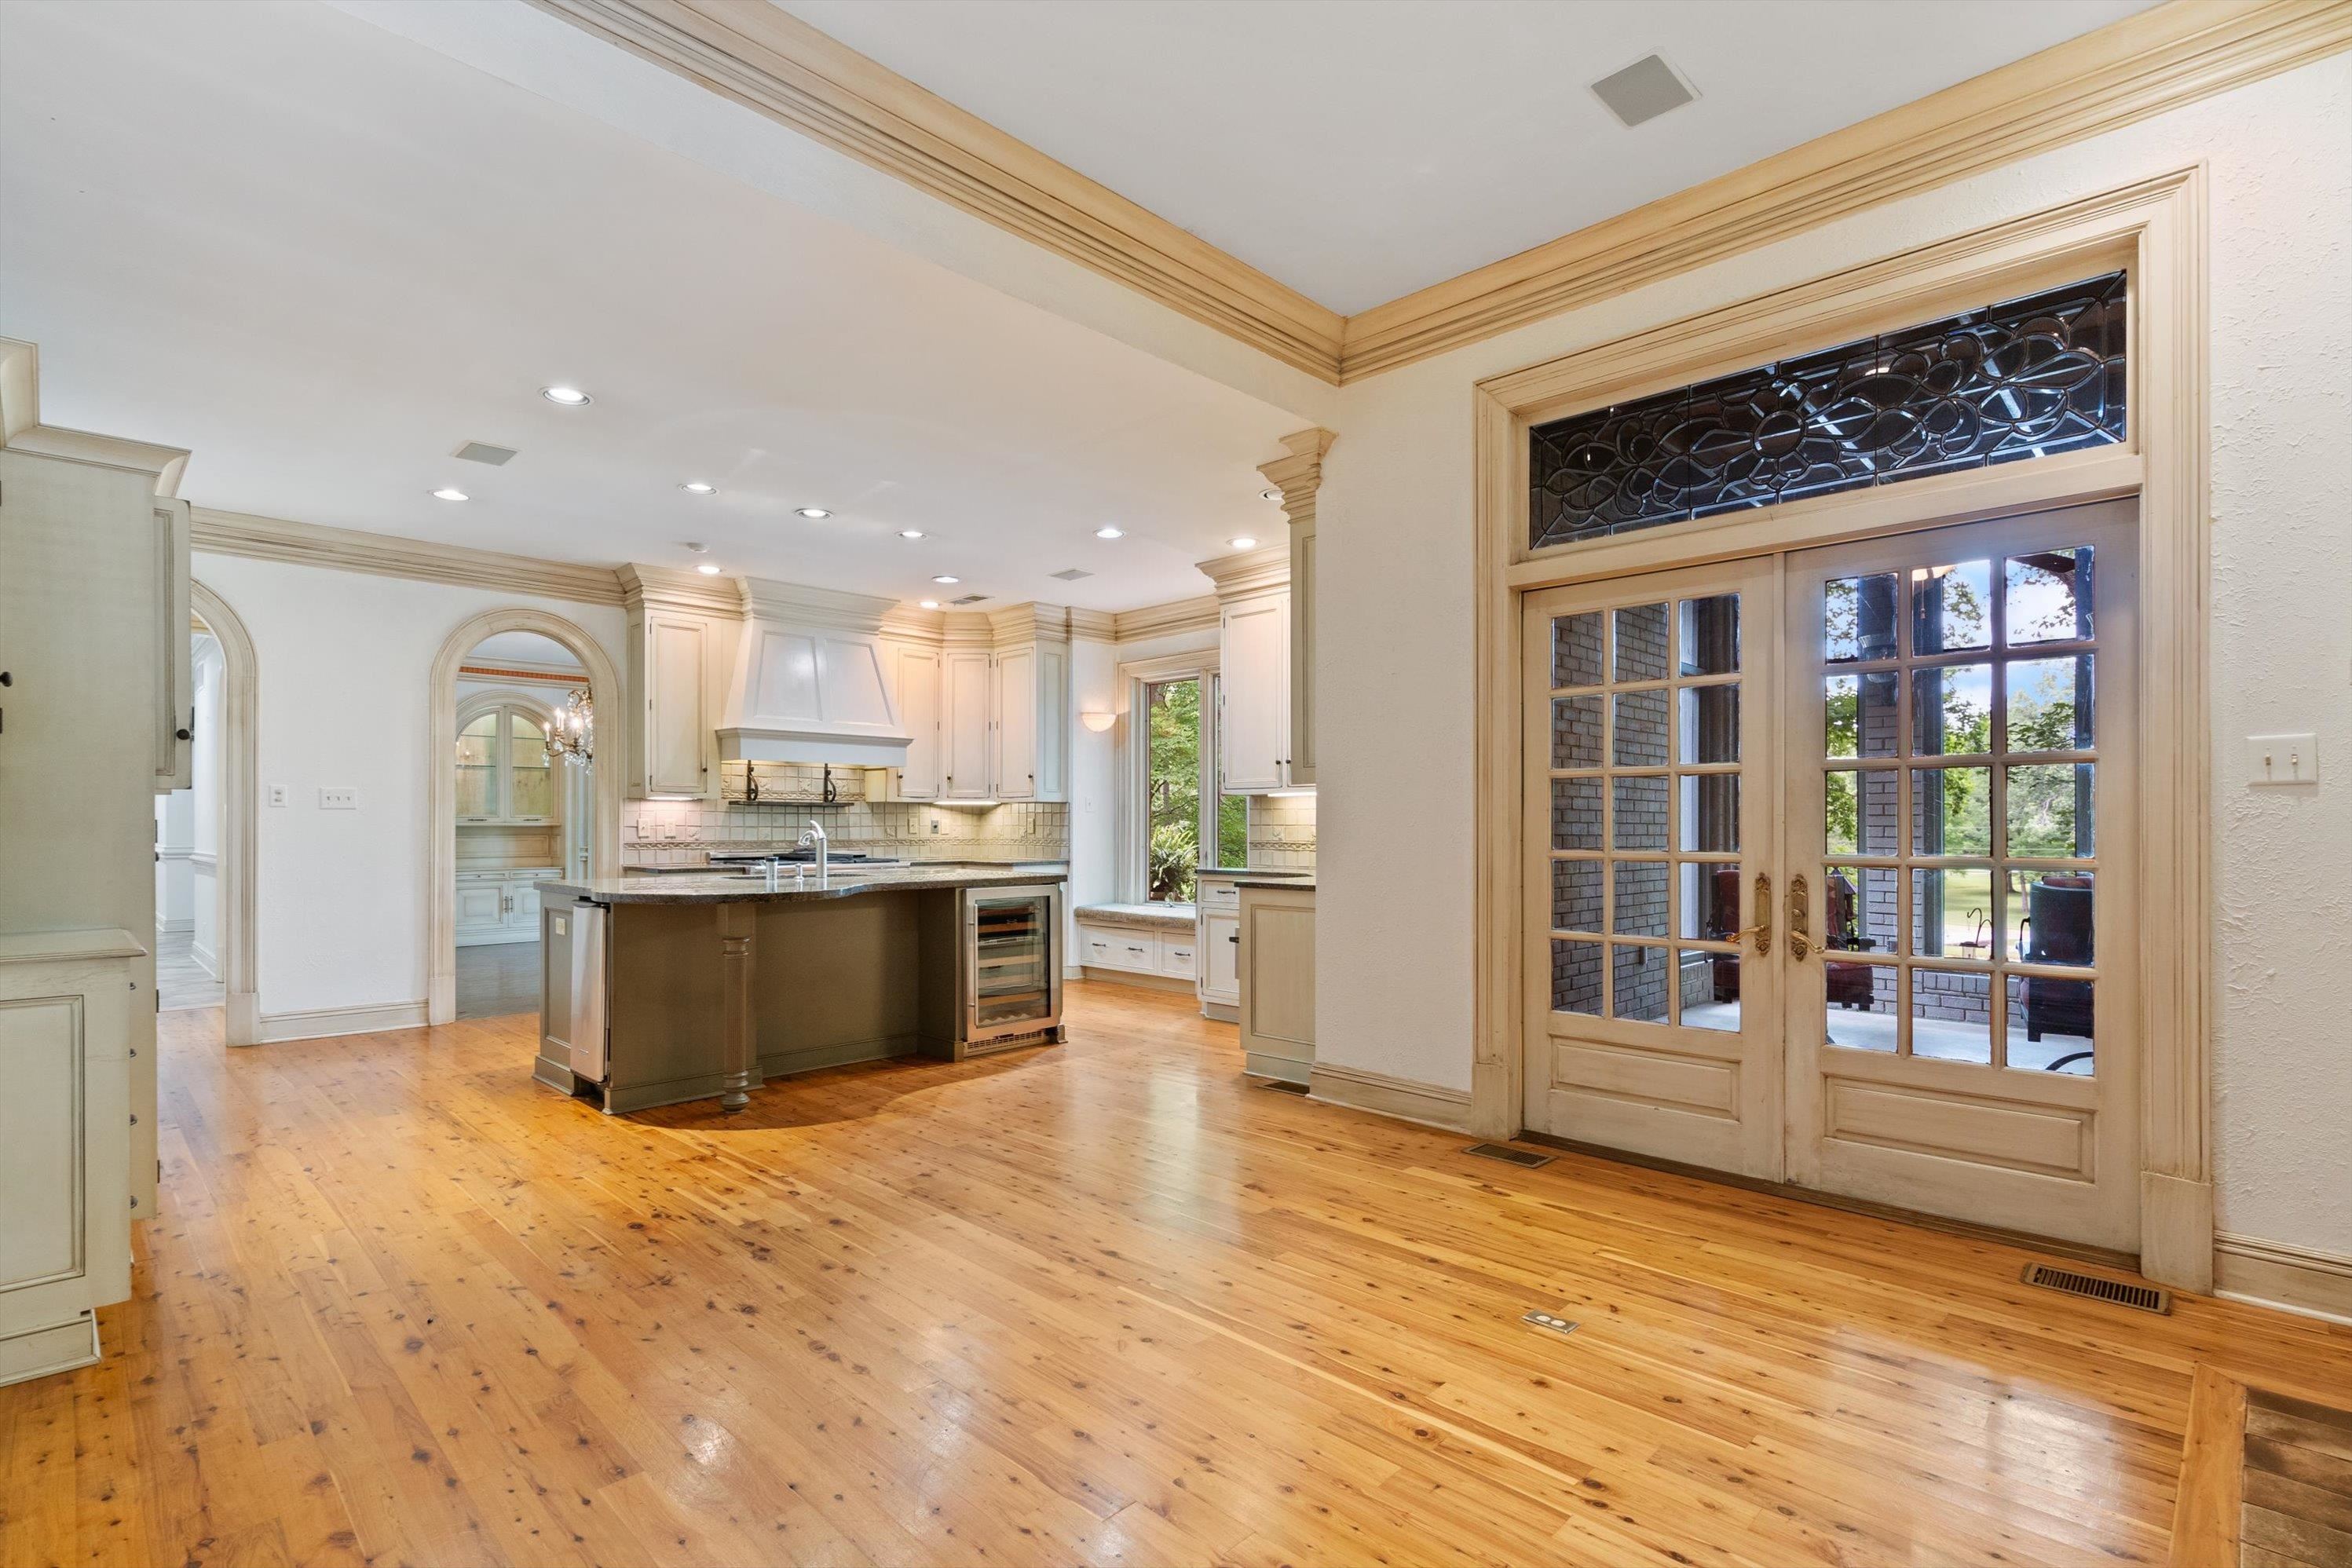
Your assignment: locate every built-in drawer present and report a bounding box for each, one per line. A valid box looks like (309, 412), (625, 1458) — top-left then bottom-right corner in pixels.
(1198, 881), (1241, 913)
(1158, 933), (1196, 979)
(1076, 923), (1158, 974)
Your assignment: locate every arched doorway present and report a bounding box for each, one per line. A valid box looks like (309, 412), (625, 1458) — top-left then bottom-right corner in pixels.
(188, 580), (260, 1045)
(426, 609), (623, 1025)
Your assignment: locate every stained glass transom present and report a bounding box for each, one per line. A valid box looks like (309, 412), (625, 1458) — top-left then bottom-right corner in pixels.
(1528, 272), (2127, 551)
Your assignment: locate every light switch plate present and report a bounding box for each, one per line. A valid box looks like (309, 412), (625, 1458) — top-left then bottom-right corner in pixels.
(319, 787), (358, 810)
(2246, 733), (2319, 786)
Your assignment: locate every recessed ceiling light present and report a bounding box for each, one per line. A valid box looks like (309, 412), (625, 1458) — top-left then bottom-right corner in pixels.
(931, 575), (960, 585)
(431, 487), (469, 502)
(540, 386), (591, 406)
(1229, 536), (1258, 550)
(898, 529), (925, 539)
(1260, 488), (1282, 502)
(918, 599), (940, 609)
(696, 562), (722, 576)
(1095, 526), (1124, 539)
(681, 481), (716, 495)
(797, 506), (831, 519)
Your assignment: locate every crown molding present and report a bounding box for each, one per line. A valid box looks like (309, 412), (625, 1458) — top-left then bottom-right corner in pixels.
(192, 506), (627, 604)
(1194, 543), (1290, 601)
(1258, 427), (1337, 528)
(0, 338), (191, 495)
(525, 2), (2350, 387)
(616, 561), (744, 616)
(524, 0), (1345, 384)
(1111, 595), (1220, 642)
(1341, 0), (2352, 378)
(1066, 607), (1119, 641)
(739, 575), (903, 633)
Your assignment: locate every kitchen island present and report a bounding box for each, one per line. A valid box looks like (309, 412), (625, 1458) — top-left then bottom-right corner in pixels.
(534, 865), (1065, 1113)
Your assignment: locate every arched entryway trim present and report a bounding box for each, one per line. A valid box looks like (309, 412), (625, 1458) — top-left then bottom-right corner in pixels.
(190, 579), (262, 1046)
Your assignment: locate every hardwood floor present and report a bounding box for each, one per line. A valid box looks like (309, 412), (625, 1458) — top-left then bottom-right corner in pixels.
(5, 982), (2349, 1567)
(455, 941), (542, 1022)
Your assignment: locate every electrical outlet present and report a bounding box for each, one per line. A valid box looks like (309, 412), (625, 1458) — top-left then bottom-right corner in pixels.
(319, 787), (358, 810)
(929, 815), (942, 835)
(267, 784), (287, 807)
(2246, 733), (2319, 786)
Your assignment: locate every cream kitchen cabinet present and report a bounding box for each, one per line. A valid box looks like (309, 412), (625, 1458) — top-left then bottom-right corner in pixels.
(1238, 881), (1315, 1084)
(891, 645), (942, 801)
(455, 868), (555, 947)
(991, 636), (1066, 802)
(1218, 591), (1290, 793)
(940, 649), (994, 802)
(620, 566), (737, 802)
(152, 496), (192, 793)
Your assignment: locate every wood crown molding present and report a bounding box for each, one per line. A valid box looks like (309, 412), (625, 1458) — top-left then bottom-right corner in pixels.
(523, 0), (1345, 383)
(2, 338), (190, 495)
(1110, 595), (1220, 643)
(525, 2), (2350, 386)
(1257, 427), (1337, 528)
(1195, 543), (1290, 601)
(195, 507), (626, 605)
(616, 561), (741, 616)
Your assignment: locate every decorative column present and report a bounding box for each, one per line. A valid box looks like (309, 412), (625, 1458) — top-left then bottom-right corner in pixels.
(717, 902), (758, 1112)
(1255, 428), (1337, 787)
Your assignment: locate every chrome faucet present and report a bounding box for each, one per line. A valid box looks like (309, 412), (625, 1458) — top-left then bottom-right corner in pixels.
(799, 819), (829, 885)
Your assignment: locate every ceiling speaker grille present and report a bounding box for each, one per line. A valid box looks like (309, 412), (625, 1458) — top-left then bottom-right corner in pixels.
(1590, 53), (1697, 129)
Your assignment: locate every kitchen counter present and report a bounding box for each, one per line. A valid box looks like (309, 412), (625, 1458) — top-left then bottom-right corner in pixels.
(1235, 875), (1315, 891)
(543, 864), (1066, 905)
(1074, 901), (1194, 933)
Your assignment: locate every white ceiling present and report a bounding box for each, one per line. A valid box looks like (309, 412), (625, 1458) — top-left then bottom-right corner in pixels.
(781, 0), (2159, 316)
(0, 1), (1304, 612)
(466, 631), (584, 669)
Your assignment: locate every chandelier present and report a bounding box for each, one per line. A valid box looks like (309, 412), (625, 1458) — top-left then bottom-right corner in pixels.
(543, 688), (594, 764)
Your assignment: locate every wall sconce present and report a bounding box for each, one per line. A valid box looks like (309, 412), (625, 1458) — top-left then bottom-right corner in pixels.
(1079, 711), (1117, 733)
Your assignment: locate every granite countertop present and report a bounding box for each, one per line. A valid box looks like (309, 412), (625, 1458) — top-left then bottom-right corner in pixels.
(1074, 901), (1195, 931)
(1235, 875), (1316, 891)
(1194, 865), (1312, 879)
(542, 864), (1066, 905)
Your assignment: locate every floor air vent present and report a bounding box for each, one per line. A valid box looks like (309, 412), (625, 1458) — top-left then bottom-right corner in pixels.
(2021, 1263), (2170, 1314)
(1464, 1142), (1553, 1168)
(1260, 1079), (1308, 1095)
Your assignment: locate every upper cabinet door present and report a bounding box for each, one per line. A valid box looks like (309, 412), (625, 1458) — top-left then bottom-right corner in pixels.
(153, 498), (192, 793)
(646, 615), (708, 797)
(1220, 594), (1289, 792)
(942, 651), (993, 800)
(894, 646), (942, 801)
(994, 645), (1037, 799)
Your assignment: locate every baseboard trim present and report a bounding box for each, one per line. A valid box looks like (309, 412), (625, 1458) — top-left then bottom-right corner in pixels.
(2214, 1232), (2352, 1325)
(0, 1314), (101, 1388)
(1308, 1062), (1474, 1134)
(188, 940), (218, 978)
(1075, 967), (1194, 994)
(256, 1000), (431, 1044)
(155, 917), (193, 938)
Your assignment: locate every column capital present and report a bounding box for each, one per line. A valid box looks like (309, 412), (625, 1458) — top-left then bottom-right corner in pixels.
(1256, 426), (1337, 528)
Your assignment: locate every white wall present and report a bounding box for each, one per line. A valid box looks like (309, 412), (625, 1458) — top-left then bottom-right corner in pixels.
(188, 634), (223, 973)
(1316, 54), (2352, 1263)
(154, 789), (193, 934)
(1066, 635), (1121, 919)
(191, 553), (626, 1025)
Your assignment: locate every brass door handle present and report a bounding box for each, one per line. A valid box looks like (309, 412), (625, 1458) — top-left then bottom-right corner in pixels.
(1728, 873), (1772, 955)
(1789, 873), (1812, 962)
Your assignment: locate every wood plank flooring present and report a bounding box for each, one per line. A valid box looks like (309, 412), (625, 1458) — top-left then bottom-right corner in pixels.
(6, 981), (2350, 1567)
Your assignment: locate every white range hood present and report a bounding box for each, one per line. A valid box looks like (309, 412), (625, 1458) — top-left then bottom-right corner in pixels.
(716, 579), (912, 766)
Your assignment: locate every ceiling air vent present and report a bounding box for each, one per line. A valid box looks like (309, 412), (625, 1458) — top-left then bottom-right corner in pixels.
(452, 440), (518, 466)
(1590, 53), (1697, 129)
(949, 593), (990, 606)
(1050, 568), (1094, 582)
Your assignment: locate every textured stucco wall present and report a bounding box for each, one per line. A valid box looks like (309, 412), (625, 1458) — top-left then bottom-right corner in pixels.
(1316, 53), (2352, 1259)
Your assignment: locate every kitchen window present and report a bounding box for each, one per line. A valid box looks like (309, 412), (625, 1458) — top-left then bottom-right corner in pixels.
(1128, 664), (1245, 905)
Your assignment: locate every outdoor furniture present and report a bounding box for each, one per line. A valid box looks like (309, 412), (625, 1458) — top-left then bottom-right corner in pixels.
(2021, 876), (2094, 1068)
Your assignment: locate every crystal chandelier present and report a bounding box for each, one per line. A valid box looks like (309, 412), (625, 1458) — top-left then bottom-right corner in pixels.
(543, 688), (594, 764)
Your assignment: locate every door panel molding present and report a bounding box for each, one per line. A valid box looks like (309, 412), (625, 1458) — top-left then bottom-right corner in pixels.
(1474, 169), (2212, 1288)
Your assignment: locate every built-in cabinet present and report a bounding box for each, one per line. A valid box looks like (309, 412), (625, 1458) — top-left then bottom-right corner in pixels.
(1218, 590), (1291, 792)
(1196, 875), (1243, 1019)
(893, 646), (942, 801)
(1075, 920), (1197, 983)
(1238, 881), (1316, 1084)
(941, 649), (993, 800)
(888, 612), (1070, 804)
(455, 868), (557, 947)
(620, 566), (738, 802)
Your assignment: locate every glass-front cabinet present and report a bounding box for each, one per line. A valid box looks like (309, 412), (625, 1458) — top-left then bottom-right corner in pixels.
(964, 886), (1063, 1047)
(458, 703), (558, 824)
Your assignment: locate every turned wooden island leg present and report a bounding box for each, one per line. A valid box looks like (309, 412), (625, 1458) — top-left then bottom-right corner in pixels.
(718, 902), (757, 1113)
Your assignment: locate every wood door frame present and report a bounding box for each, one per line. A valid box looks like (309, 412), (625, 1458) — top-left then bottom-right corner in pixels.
(189, 579), (261, 1046)
(1470, 167), (2214, 1289)
(428, 609), (624, 1026)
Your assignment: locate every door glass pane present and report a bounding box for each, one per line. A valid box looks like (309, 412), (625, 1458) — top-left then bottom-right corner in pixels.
(1614, 603), (1670, 682)
(1824, 864), (1897, 956)
(1686, 953), (1740, 1033)
(1611, 862), (1668, 938)
(1678, 774), (1738, 852)
(2006, 763), (2094, 857)
(457, 711), (498, 766)
(1612, 775), (1667, 850)
(510, 759), (554, 820)
(1911, 766), (1992, 855)
(1826, 771), (1898, 856)
(1551, 859), (1603, 933)
(1825, 671), (1899, 759)
(1824, 959), (1897, 1051)
(2006, 546), (2094, 645)
(1611, 944), (1670, 1023)
(1911, 665), (1992, 756)
(1678, 864), (1739, 940)
(1552, 696), (1603, 769)
(1911, 867), (1996, 959)
(1677, 685), (1739, 763)
(1550, 777), (1602, 851)
(2009, 872), (2095, 966)
(2008, 974), (2094, 1073)
(1677, 595), (1740, 675)
(1909, 560), (1992, 653)
(974, 895), (1052, 1029)
(1612, 689), (1669, 766)
(1824, 574), (1899, 663)
(457, 766), (494, 819)
(2007, 656), (2094, 751)
(1911, 969), (1993, 1065)
(1552, 939), (1602, 1016)
(1553, 612), (1604, 688)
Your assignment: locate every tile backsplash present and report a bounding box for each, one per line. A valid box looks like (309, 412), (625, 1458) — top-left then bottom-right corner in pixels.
(1245, 791), (1317, 872)
(624, 796), (1067, 868)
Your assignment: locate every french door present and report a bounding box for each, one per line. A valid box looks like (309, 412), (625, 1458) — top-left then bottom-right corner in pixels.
(1523, 501), (2141, 1251)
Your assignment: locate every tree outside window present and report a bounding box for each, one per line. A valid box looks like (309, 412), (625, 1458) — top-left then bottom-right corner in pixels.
(1146, 678), (1245, 902)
